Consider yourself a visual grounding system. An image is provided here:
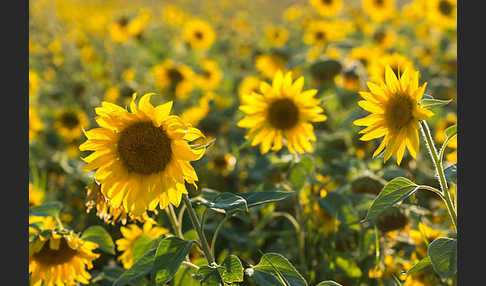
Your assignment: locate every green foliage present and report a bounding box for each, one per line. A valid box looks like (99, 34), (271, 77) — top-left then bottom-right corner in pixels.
(444, 164), (457, 184)
(289, 157), (314, 191)
(419, 97), (452, 108)
(428, 237), (457, 278)
(29, 201), (63, 217)
(154, 237), (195, 285)
(81, 225), (116, 255)
(315, 282), (343, 286)
(247, 253), (308, 286)
(406, 257), (432, 275)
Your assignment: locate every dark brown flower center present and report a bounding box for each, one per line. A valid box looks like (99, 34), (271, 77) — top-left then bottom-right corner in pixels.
(385, 93), (415, 131)
(167, 68), (184, 85)
(315, 31), (326, 41)
(117, 122), (172, 175)
(118, 17), (129, 27)
(201, 69), (211, 79)
(322, 0), (333, 4)
(344, 70), (359, 81)
(374, 0), (384, 6)
(373, 31), (386, 44)
(60, 112), (80, 129)
(33, 238), (77, 266)
(195, 31), (204, 40)
(267, 98), (300, 130)
(439, 0), (453, 15)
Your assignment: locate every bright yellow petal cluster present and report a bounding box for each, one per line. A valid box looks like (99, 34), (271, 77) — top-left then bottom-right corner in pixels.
(29, 232), (100, 286)
(238, 70), (327, 154)
(80, 93), (207, 218)
(354, 65), (434, 165)
(183, 19), (215, 50)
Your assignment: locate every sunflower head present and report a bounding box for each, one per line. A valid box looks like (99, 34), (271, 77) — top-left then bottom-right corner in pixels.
(152, 60), (195, 99)
(196, 60), (222, 91)
(29, 231), (100, 286)
(427, 0), (456, 30)
(237, 70), (327, 154)
(29, 107), (44, 142)
(55, 109), (89, 142)
(354, 65), (433, 164)
(362, 0), (396, 23)
(309, 0), (342, 18)
(255, 53), (288, 79)
(183, 19), (215, 50)
(264, 26), (289, 48)
(80, 93), (207, 218)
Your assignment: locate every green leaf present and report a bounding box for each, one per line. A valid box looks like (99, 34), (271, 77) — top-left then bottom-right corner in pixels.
(318, 192), (359, 229)
(238, 191), (295, 208)
(316, 282), (343, 286)
(250, 253), (308, 286)
(153, 237), (195, 285)
(132, 235), (157, 264)
(335, 257), (362, 278)
(363, 177), (418, 222)
(288, 157), (313, 191)
(220, 255), (244, 283)
(445, 124), (457, 139)
(419, 98), (452, 108)
(29, 201), (63, 217)
(197, 192), (248, 214)
(428, 237), (457, 278)
(113, 248), (157, 286)
(100, 266), (125, 282)
(405, 257), (431, 275)
(444, 164), (457, 184)
(195, 265), (223, 286)
(80, 225), (115, 255)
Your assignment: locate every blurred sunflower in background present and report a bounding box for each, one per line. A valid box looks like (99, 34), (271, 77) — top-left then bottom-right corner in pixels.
(362, 0), (395, 23)
(368, 52), (416, 83)
(29, 69), (39, 97)
(354, 65), (433, 164)
(238, 76), (261, 103)
(196, 60), (222, 91)
(29, 107), (43, 142)
(152, 60), (195, 99)
(116, 220), (169, 269)
(238, 70), (327, 154)
(264, 25), (289, 48)
(55, 109), (89, 142)
(427, 0), (457, 30)
(29, 232), (100, 286)
(29, 182), (44, 207)
(80, 93), (207, 217)
(183, 18), (215, 50)
(309, 0), (342, 18)
(255, 53), (287, 79)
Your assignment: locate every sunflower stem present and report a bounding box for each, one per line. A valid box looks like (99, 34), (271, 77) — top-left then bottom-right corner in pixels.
(166, 205), (183, 239)
(419, 121), (457, 231)
(182, 194), (215, 265)
(210, 214), (231, 259)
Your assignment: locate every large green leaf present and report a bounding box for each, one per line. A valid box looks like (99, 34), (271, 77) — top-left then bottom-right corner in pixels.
(29, 201), (63, 217)
(406, 257), (431, 275)
(113, 248), (157, 286)
(289, 157), (313, 191)
(444, 164), (457, 184)
(445, 124), (457, 139)
(154, 237), (195, 285)
(363, 177), (419, 222)
(195, 265), (224, 286)
(197, 192), (248, 214)
(419, 98), (452, 108)
(132, 235), (157, 264)
(316, 282), (343, 286)
(238, 191), (295, 208)
(80, 225), (115, 255)
(249, 253), (308, 286)
(428, 237), (457, 278)
(220, 255), (244, 283)
(335, 257), (362, 278)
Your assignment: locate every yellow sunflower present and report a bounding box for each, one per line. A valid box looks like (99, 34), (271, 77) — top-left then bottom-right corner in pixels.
(116, 220), (169, 269)
(368, 53), (416, 84)
(426, 0), (457, 30)
(29, 107), (44, 142)
(362, 0), (396, 23)
(29, 232), (100, 286)
(354, 65), (434, 164)
(85, 181), (132, 225)
(55, 109), (89, 142)
(434, 113), (457, 163)
(29, 182), (44, 207)
(152, 60), (195, 99)
(161, 5), (186, 27)
(335, 67), (362, 92)
(303, 20), (334, 47)
(30, 69), (40, 97)
(183, 19), (215, 50)
(309, 0), (342, 18)
(196, 60), (222, 91)
(79, 93), (208, 217)
(255, 53), (288, 79)
(369, 27), (396, 50)
(348, 46), (379, 70)
(127, 10), (150, 38)
(181, 93), (213, 126)
(237, 70), (327, 154)
(409, 222), (443, 258)
(238, 76), (261, 103)
(207, 153), (237, 176)
(264, 26), (289, 48)
(104, 86), (121, 103)
(109, 17), (131, 43)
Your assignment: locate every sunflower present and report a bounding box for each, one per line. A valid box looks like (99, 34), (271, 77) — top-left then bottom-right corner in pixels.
(348, 46), (379, 70)
(109, 16), (131, 43)
(207, 153), (236, 176)
(354, 65), (434, 164)
(127, 10), (150, 38)
(196, 60), (222, 91)
(283, 4), (306, 23)
(183, 19), (215, 50)
(255, 53), (288, 79)
(303, 20), (334, 47)
(161, 5), (186, 26)
(335, 67), (362, 92)
(116, 220), (169, 269)
(434, 113), (458, 163)
(264, 26), (289, 48)
(368, 53), (416, 84)
(152, 60), (195, 99)
(30, 69), (39, 97)
(409, 222), (443, 257)
(29, 182), (44, 207)
(29, 107), (44, 142)
(79, 93), (208, 217)
(309, 0), (342, 18)
(369, 27), (396, 50)
(426, 0), (456, 30)
(362, 0), (396, 23)
(104, 86), (121, 103)
(237, 70), (327, 154)
(55, 109), (89, 142)
(85, 181), (131, 225)
(29, 232), (100, 286)
(238, 76), (261, 103)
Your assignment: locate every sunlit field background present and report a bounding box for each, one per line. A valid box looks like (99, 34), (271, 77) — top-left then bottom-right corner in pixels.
(29, 0), (457, 285)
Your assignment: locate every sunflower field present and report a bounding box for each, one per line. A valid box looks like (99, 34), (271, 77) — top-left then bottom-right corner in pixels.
(28, 0), (458, 285)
